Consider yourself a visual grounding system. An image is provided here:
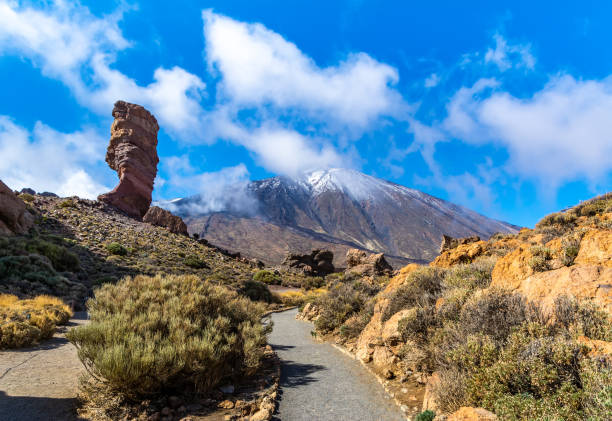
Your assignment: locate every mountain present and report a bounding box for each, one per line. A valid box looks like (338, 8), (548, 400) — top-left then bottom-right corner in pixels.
(162, 168), (519, 268)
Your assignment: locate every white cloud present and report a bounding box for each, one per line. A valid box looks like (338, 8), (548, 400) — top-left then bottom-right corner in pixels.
(160, 163), (258, 215)
(413, 75), (612, 189)
(424, 73), (440, 88)
(0, 1), (206, 139)
(0, 116), (110, 198)
(202, 10), (404, 128)
(484, 33), (535, 71)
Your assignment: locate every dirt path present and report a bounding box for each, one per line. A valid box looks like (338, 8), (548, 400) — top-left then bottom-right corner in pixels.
(268, 308), (406, 421)
(0, 312), (88, 421)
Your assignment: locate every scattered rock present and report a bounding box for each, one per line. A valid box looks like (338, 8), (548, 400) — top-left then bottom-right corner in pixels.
(98, 100), (160, 219)
(281, 249), (335, 276)
(0, 179), (34, 235)
(218, 400), (234, 409)
(143, 206), (188, 235)
(447, 407), (498, 421)
(296, 302), (321, 321)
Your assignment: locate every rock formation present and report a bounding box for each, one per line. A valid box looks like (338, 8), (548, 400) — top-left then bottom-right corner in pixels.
(143, 206), (188, 236)
(439, 234), (481, 253)
(0, 180), (34, 235)
(345, 249), (393, 276)
(281, 249), (335, 276)
(98, 101), (159, 219)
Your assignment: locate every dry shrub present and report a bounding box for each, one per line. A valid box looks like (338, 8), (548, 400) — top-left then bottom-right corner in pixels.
(0, 293), (72, 349)
(383, 267), (445, 321)
(67, 274), (269, 397)
(443, 257), (496, 290)
(276, 288), (326, 308)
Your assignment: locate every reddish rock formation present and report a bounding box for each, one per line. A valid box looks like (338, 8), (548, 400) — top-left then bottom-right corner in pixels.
(143, 206), (188, 236)
(0, 180), (34, 235)
(447, 407), (498, 421)
(345, 249), (393, 276)
(98, 101), (159, 219)
(439, 234), (481, 253)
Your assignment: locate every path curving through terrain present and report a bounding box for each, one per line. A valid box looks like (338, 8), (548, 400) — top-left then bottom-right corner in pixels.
(0, 312), (88, 421)
(268, 308), (405, 421)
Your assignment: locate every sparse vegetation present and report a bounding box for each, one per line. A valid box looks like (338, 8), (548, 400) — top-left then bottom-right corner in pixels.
(528, 245), (552, 272)
(240, 280), (276, 303)
(0, 294), (72, 349)
(184, 255), (207, 269)
(415, 409), (436, 421)
(67, 274), (270, 397)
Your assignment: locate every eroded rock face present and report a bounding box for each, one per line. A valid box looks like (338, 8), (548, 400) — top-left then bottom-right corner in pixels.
(143, 206), (188, 236)
(98, 101), (159, 219)
(0, 180), (34, 235)
(281, 249), (335, 276)
(345, 249), (393, 276)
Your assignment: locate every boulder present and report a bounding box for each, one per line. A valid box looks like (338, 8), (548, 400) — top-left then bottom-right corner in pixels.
(0, 180), (34, 235)
(296, 302), (320, 321)
(282, 249), (335, 276)
(447, 407), (498, 421)
(20, 187), (36, 195)
(490, 244), (536, 289)
(575, 229), (612, 267)
(439, 235), (481, 253)
(98, 101), (159, 219)
(431, 241), (489, 268)
(143, 206), (188, 236)
(345, 249), (393, 276)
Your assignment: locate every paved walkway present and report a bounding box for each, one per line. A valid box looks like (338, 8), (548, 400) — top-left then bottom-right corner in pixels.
(0, 312), (88, 421)
(268, 308), (405, 421)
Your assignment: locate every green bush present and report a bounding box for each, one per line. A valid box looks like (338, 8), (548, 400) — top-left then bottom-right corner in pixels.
(184, 255), (207, 269)
(443, 258), (496, 290)
(67, 274), (269, 397)
(253, 269), (281, 285)
(25, 238), (79, 271)
(58, 198), (76, 208)
(240, 280), (275, 303)
(105, 242), (127, 256)
(415, 409), (436, 421)
(19, 193), (35, 202)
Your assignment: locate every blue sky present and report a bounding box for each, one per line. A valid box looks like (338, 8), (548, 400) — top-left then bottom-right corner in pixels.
(1, 1), (611, 227)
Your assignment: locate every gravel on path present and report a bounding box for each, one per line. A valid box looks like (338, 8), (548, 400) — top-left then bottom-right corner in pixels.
(0, 312), (88, 421)
(268, 308), (406, 421)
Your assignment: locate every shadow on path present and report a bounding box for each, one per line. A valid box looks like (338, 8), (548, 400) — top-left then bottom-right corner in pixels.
(0, 391), (85, 421)
(279, 360), (326, 388)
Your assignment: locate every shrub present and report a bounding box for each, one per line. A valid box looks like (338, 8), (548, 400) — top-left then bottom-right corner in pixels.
(240, 280), (275, 303)
(314, 280), (380, 333)
(19, 193), (35, 202)
(25, 238), (80, 271)
(67, 274), (269, 397)
(383, 267), (445, 321)
(415, 410), (436, 421)
(184, 255), (207, 269)
(253, 269), (281, 285)
(105, 242), (128, 256)
(0, 294), (72, 349)
(528, 246), (552, 272)
(58, 198), (76, 208)
(443, 258), (496, 290)
(536, 212), (577, 228)
(561, 237), (581, 267)
(339, 298), (375, 340)
(580, 358), (612, 419)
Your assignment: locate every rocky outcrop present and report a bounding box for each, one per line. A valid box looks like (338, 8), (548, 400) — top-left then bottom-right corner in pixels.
(296, 302), (320, 321)
(345, 249), (393, 276)
(143, 206), (188, 236)
(281, 249), (335, 276)
(355, 264), (420, 370)
(491, 264), (612, 314)
(575, 229), (612, 267)
(447, 407), (498, 421)
(422, 372), (440, 413)
(439, 235), (481, 253)
(0, 180), (34, 235)
(98, 101), (159, 219)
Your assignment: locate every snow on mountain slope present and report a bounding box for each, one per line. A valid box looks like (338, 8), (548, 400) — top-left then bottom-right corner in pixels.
(168, 168), (520, 267)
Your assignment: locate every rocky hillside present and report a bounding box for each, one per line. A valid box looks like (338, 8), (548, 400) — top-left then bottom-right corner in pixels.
(167, 168), (519, 268)
(301, 192), (612, 420)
